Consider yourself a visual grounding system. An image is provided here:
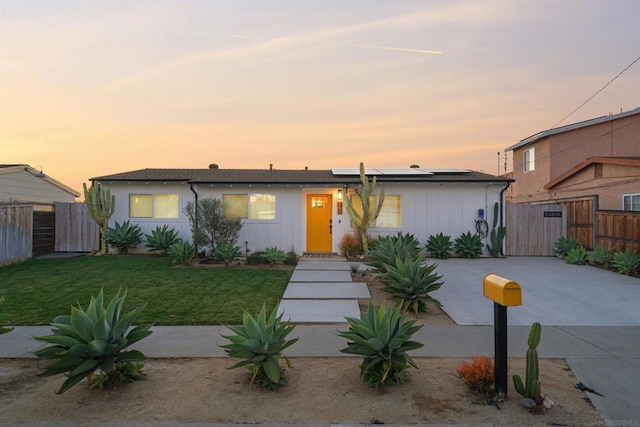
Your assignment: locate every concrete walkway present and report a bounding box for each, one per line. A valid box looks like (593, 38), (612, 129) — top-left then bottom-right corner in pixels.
(278, 259), (370, 323)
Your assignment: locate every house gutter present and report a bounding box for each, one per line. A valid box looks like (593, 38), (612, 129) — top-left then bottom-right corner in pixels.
(189, 183), (199, 256)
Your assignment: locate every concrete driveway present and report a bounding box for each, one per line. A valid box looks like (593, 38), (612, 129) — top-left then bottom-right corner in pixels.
(433, 256), (640, 326)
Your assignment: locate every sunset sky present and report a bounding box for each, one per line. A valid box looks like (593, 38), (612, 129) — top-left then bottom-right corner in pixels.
(1, 0), (639, 197)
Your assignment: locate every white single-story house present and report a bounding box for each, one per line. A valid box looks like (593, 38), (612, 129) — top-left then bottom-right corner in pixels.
(92, 165), (513, 255)
(0, 164), (79, 205)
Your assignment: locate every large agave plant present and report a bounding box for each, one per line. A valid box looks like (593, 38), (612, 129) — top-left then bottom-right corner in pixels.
(337, 302), (424, 388)
(220, 304), (298, 390)
(105, 220), (143, 255)
(33, 288), (152, 394)
(425, 232), (453, 259)
(213, 243), (242, 267)
(367, 232), (421, 274)
(145, 225), (180, 254)
(381, 256), (444, 314)
(454, 232), (484, 259)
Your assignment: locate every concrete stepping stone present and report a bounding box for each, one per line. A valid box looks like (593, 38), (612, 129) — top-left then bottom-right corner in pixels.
(278, 300), (360, 323)
(290, 270), (353, 282)
(296, 261), (353, 271)
(282, 282), (371, 299)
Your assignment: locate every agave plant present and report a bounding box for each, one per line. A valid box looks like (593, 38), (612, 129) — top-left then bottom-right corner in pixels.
(425, 232), (453, 259)
(454, 232), (484, 259)
(33, 288), (152, 394)
(220, 304), (298, 390)
(381, 256), (444, 314)
(564, 246), (589, 265)
(337, 302), (424, 388)
(168, 240), (195, 265)
(588, 246), (615, 269)
(367, 232), (421, 274)
(612, 248), (640, 275)
(145, 225), (180, 254)
(213, 243), (242, 267)
(261, 247), (287, 266)
(105, 220), (143, 254)
(553, 236), (582, 258)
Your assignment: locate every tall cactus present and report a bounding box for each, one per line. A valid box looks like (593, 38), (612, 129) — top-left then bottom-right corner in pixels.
(83, 182), (115, 255)
(487, 202), (507, 257)
(513, 321), (542, 398)
(343, 162), (385, 254)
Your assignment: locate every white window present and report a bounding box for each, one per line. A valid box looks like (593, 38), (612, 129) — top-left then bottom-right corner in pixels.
(623, 194), (640, 211)
(524, 148), (535, 172)
(223, 194), (276, 220)
(129, 194), (179, 218)
(350, 194), (401, 228)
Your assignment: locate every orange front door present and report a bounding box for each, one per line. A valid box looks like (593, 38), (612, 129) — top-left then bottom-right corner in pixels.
(306, 194), (332, 252)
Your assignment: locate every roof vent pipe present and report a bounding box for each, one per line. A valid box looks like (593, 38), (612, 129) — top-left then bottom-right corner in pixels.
(209, 164), (219, 169)
(410, 164), (420, 168)
(270, 164), (273, 171)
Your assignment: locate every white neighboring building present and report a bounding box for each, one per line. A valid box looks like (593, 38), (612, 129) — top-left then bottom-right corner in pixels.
(0, 164), (79, 205)
(92, 165), (512, 255)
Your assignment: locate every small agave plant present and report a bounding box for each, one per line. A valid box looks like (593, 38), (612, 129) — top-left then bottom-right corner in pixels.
(33, 288), (152, 394)
(220, 304), (298, 390)
(338, 302), (424, 388)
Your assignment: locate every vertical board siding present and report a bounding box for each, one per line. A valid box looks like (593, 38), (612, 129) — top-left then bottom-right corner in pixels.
(32, 211), (55, 256)
(0, 205), (33, 266)
(506, 203), (565, 256)
(565, 199), (595, 250)
(596, 211), (640, 253)
(54, 203), (100, 252)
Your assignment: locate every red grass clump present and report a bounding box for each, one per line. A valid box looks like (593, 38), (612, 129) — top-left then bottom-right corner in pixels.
(457, 355), (495, 396)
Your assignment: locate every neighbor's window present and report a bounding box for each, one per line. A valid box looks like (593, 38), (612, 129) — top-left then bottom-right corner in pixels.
(524, 148), (535, 172)
(130, 195), (153, 217)
(223, 194), (276, 220)
(129, 194), (178, 218)
(376, 195), (402, 228)
(623, 193), (640, 211)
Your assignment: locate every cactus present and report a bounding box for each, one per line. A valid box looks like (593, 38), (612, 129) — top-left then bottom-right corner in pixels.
(513, 321), (542, 398)
(487, 202), (506, 257)
(83, 182), (115, 255)
(343, 162), (385, 254)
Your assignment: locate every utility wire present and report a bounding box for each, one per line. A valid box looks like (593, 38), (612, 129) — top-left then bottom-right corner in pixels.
(552, 55), (640, 129)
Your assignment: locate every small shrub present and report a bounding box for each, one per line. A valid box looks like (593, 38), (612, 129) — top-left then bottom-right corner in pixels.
(105, 220), (143, 254)
(213, 243), (242, 267)
(33, 288), (152, 394)
(425, 232), (453, 259)
(168, 240), (195, 265)
(564, 246), (589, 265)
(91, 361), (147, 390)
(246, 251), (268, 265)
(284, 251), (299, 266)
(457, 355), (495, 396)
(221, 304), (298, 390)
(337, 302), (423, 388)
(588, 246), (615, 269)
(454, 232), (484, 259)
(554, 236), (581, 258)
(145, 225), (180, 254)
(261, 247), (287, 266)
(381, 256), (444, 314)
(339, 232), (363, 258)
(612, 248), (640, 275)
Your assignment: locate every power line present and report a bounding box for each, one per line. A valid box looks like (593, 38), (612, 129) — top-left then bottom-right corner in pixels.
(552, 55), (640, 129)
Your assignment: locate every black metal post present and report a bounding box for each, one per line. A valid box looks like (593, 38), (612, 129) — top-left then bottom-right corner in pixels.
(494, 302), (508, 399)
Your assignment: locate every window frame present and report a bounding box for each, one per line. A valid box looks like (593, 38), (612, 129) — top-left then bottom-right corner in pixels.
(622, 193), (640, 211)
(129, 193), (179, 219)
(223, 193), (277, 221)
(523, 147), (535, 172)
(349, 193), (402, 229)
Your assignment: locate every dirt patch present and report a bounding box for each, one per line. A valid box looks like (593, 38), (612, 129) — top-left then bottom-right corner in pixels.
(0, 357), (601, 425)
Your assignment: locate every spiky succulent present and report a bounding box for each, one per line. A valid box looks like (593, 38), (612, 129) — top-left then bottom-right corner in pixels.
(425, 232), (453, 259)
(367, 232), (421, 274)
(105, 220), (143, 255)
(381, 256), (444, 314)
(454, 232), (484, 259)
(145, 225), (180, 254)
(213, 243), (242, 267)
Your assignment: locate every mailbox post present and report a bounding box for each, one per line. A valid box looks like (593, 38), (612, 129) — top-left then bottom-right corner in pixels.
(483, 274), (522, 399)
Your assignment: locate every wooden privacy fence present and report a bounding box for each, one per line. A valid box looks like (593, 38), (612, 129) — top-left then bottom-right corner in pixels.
(565, 199), (595, 250)
(0, 204), (33, 266)
(55, 202), (100, 252)
(596, 210), (640, 253)
(506, 203), (565, 256)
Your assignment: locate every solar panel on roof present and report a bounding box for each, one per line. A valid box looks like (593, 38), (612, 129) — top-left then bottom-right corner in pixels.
(331, 168), (470, 176)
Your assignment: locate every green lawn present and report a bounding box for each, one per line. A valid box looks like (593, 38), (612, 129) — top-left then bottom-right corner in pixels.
(0, 256), (291, 326)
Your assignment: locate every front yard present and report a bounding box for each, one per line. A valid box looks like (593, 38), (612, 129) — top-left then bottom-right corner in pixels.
(0, 256), (291, 325)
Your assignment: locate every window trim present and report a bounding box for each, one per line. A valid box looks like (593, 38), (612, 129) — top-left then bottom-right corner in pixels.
(622, 193), (640, 211)
(523, 147), (535, 172)
(223, 193), (277, 221)
(349, 193), (402, 229)
(129, 193), (179, 219)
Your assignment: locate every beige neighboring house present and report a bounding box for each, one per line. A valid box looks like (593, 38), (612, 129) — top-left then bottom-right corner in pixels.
(0, 164), (79, 205)
(505, 107), (640, 210)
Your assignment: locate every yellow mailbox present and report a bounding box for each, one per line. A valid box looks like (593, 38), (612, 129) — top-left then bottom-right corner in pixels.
(483, 274), (522, 306)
